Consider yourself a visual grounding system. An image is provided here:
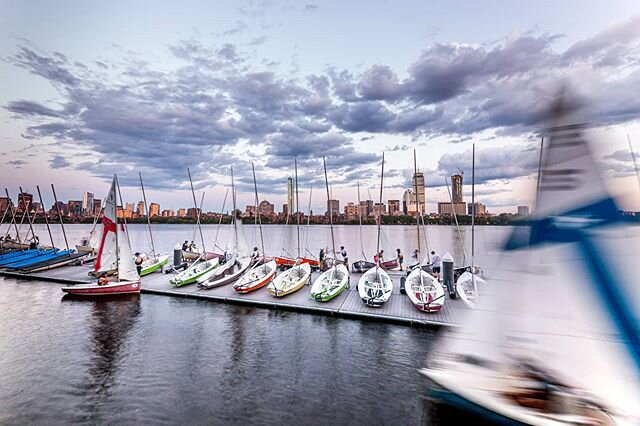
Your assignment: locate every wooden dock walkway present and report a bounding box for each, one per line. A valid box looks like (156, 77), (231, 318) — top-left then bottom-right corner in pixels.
(0, 265), (471, 327)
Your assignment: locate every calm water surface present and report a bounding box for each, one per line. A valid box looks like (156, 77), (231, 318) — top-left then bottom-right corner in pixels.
(0, 224), (512, 425)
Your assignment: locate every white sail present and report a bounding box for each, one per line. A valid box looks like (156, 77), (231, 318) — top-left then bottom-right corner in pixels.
(117, 222), (139, 282)
(94, 177), (118, 274)
(425, 95), (640, 423)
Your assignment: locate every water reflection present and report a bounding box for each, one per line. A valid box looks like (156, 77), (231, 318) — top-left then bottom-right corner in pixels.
(62, 294), (141, 420)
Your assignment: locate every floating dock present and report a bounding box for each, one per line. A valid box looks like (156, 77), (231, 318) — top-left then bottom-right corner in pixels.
(0, 265), (471, 327)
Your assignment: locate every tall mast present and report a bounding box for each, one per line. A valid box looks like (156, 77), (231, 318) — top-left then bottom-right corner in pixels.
(323, 157), (336, 266)
(115, 175), (132, 249)
(413, 149), (421, 257)
(295, 158), (300, 259)
(356, 181), (366, 260)
(4, 188), (21, 245)
(0, 198), (9, 237)
(114, 176), (122, 280)
(187, 168), (206, 253)
(139, 172), (157, 258)
(19, 188), (36, 243)
(36, 185), (55, 249)
(375, 153), (385, 270)
(213, 188), (229, 253)
(471, 143), (475, 271)
(50, 184), (70, 252)
(231, 167), (238, 252)
(251, 162), (265, 258)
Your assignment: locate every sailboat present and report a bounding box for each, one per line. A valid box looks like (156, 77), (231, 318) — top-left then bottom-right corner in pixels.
(234, 162), (277, 293)
(405, 150), (445, 312)
(62, 176), (141, 296)
(455, 143), (487, 307)
(350, 182), (376, 273)
(310, 157), (350, 302)
(198, 168), (252, 289)
(137, 173), (169, 276)
(170, 169), (220, 286)
(420, 94), (640, 424)
(358, 153), (393, 307)
(268, 159), (311, 297)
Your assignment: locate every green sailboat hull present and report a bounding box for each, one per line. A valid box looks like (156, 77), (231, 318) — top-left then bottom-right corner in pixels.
(140, 255), (169, 276)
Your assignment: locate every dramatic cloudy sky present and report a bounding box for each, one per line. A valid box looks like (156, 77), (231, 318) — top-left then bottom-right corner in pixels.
(2, 0), (640, 214)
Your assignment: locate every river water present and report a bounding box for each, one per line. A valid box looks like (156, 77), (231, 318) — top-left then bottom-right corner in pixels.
(0, 224), (512, 425)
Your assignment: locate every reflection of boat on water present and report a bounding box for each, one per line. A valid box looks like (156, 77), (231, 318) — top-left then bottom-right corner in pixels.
(420, 94), (640, 424)
(62, 292), (141, 411)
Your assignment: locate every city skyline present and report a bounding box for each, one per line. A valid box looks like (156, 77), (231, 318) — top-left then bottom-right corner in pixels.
(1, 2), (639, 215)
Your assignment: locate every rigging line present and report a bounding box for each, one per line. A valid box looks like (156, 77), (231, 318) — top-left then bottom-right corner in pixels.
(251, 162), (266, 259)
(19, 187), (36, 243)
(356, 181), (366, 260)
(413, 149), (421, 258)
(534, 137), (544, 212)
(323, 157), (337, 270)
(50, 184), (70, 252)
(4, 188), (21, 245)
(375, 153), (385, 275)
(627, 134), (640, 194)
(35, 185), (55, 249)
(115, 175), (133, 250)
(213, 188), (229, 254)
(139, 172), (157, 258)
(187, 168), (207, 253)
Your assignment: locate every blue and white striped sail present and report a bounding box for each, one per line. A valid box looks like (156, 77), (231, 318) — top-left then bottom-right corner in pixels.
(424, 95), (640, 424)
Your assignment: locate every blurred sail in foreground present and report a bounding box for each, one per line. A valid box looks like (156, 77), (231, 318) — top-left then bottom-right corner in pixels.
(420, 94), (640, 425)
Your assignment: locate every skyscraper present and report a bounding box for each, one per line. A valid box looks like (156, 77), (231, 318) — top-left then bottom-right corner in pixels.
(327, 199), (339, 216)
(451, 174), (463, 203)
(149, 202), (160, 217)
(82, 191), (94, 215)
(287, 177), (294, 215)
(137, 201), (145, 217)
(412, 171), (426, 213)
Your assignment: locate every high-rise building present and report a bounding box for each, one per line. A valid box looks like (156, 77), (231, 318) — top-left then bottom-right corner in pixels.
(93, 199), (102, 216)
(282, 204), (288, 216)
(327, 199), (339, 216)
(17, 192), (33, 212)
(67, 200), (83, 216)
(517, 205), (530, 216)
(468, 203), (487, 216)
(0, 197), (11, 213)
(438, 202), (466, 216)
(137, 201), (145, 217)
(149, 202), (160, 217)
(258, 200), (275, 216)
(365, 200), (374, 217)
(50, 201), (67, 216)
(187, 207), (201, 218)
(82, 192), (94, 215)
(244, 205), (257, 217)
(402, 189), (413, 214)
(287, 177), (294, 216)
(344, 202), (359, 221)
(388, 200), (400, 215)
(373, 202), (386, 216)
(125, 203), (134, 218)
(161, 209), (175, 217)
(412, 171), (426, 213)
(177, 208), (187, 217)
(451, 174), (463, 203)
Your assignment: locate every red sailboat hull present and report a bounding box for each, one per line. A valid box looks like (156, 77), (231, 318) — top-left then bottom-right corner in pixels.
(234, 271), (275, 294)
(61, 280), (141, 296)
(274, 257), (319, 268)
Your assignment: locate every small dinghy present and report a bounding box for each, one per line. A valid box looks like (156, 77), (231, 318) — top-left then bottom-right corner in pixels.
(456, 269), (487, 308)
(268, 261), (311, 297)
(358, 266), (392, 307)
(62, 176), (141, 297)
(310, 263), (349, 301)
(405, 267), (444, 312)
(234, 259), (276, 293)
(170, 256), (219, 287)
(139, 253), (169, 276)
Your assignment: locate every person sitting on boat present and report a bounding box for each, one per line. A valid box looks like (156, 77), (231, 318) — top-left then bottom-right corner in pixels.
(340, 246), (348, 266)
(319, 248), (325, 270)
(182, 240), (189, 251)
(5, 234), (12, 242)
(251, 246), (260, 262)
(134, 252), (143, 275)
(98, 273), (109, 286)
(396, 248), (404, 271)
(430, 250), (442, 281)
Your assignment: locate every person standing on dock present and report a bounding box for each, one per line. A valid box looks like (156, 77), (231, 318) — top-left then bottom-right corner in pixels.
(396, 248), (404, 271)
(340, 246), (348, 267)
(134, 252), (143, 275)
(430, 250), (442, 281)
(251, 246), (260, 262)
(182, 240), (189, 251)
(319, 248), (326, 271)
